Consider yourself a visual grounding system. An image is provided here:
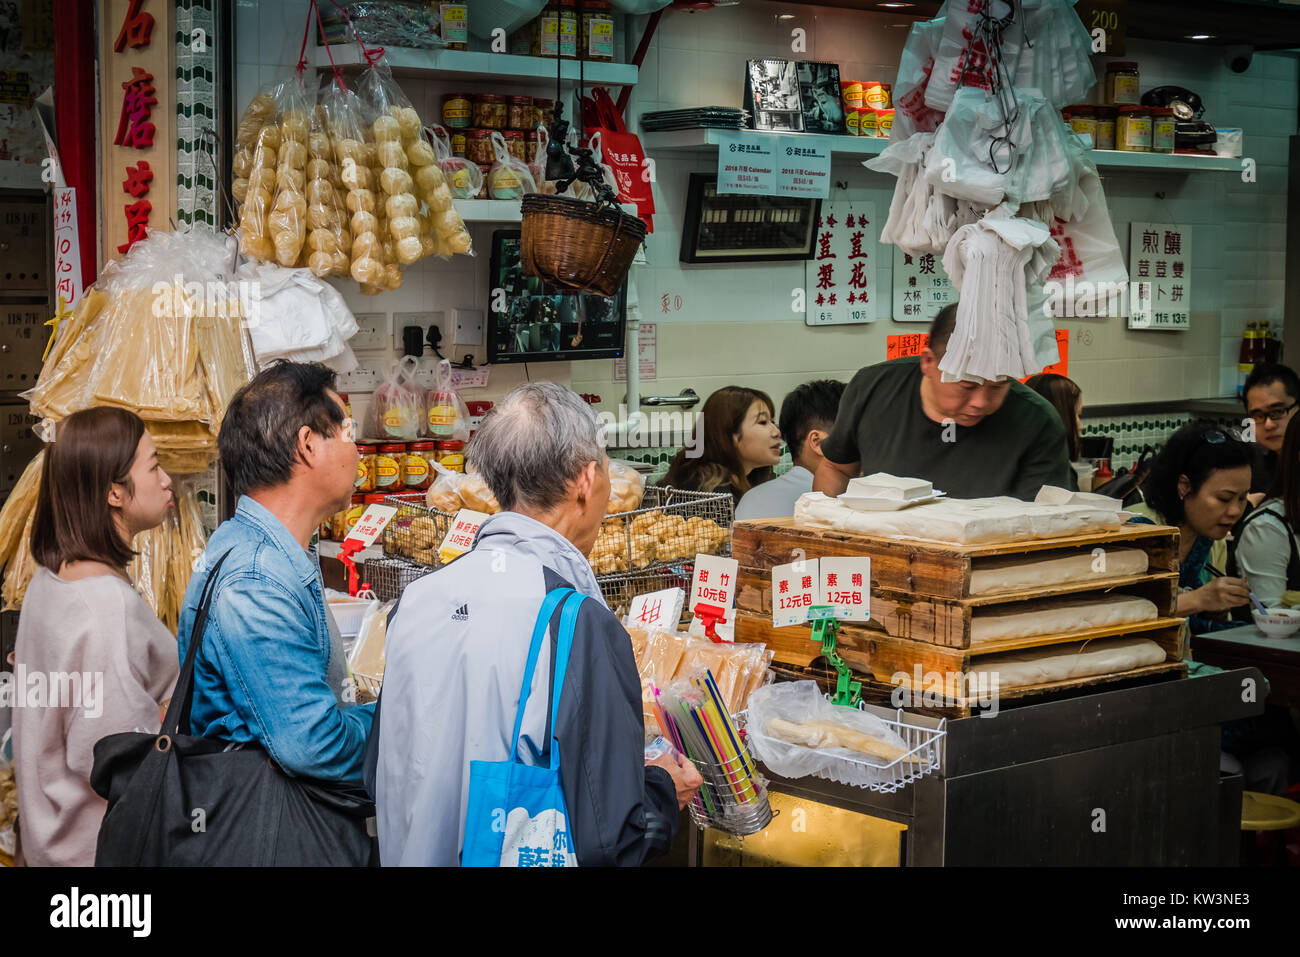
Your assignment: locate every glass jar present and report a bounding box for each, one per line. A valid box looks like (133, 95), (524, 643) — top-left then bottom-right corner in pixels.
(524, 3), (561, 57)
(524, 131), (540, 163)
(581, 0), (615, 62)
(331, 494), (367, 540)
(504, 129), (527, 162)
(437, 2), (469, 51)
(1116, 106), (1152, 152)
(863, 80), (890, 110)
(558, 0), (578, 59)
(1151, 106), (1176, 153)
(1067, 104), (1098, 144)
(374, 445), (405, 492)
(474, 94), (508, 130)
(449, 130), (468, 158)
(508, 95), (534, 130)
(1105, 61), (1140, 106)
(403, 442), (436, 490)
(441, 92), (474, 129)
(436, 440), (465, 473)
(466, 128), (495, 165)
(356, 444), (379, 493)
(1096, 106), (1117, 151)
(535, 98), (555, 129)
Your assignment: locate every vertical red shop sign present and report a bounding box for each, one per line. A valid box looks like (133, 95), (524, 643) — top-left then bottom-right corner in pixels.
(111, 1), (155, 255)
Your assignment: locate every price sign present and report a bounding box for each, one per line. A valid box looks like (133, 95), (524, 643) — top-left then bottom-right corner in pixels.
(772, 559), (821, 627)
(437, 508), (491, 564)
(715, 130), (776, 195)
(342, 505), (397, 549)
(819, 557), (871, 622)
(627, 587), (685, 631)
(689, 554), (739, 616)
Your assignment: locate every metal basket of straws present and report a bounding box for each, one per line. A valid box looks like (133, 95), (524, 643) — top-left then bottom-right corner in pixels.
(653, 670), (773, 837)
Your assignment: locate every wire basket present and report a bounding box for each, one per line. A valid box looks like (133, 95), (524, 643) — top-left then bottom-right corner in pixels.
(360, 554), (435, 603)
(380, 493), (457, 566)
(744, 704), (947, 794)
(685, 739), (774, 837)
(590, 486), (734, 577)
(597, 563), (694, 618)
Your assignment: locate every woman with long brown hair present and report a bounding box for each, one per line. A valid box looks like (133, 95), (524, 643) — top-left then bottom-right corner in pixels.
(1024, 373), (1083, 462)
(660, 386), (782, 504)
(12, 407), (177, 866)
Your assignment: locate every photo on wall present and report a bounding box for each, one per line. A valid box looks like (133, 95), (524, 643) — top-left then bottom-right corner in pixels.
(797, 61), (846, 135)
(744, 58), (805, 133)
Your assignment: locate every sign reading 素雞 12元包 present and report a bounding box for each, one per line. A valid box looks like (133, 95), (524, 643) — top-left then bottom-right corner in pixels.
(893, 246), (956, 322)
(805, 201), (877, 326)
(1128, 222), (1191, 331)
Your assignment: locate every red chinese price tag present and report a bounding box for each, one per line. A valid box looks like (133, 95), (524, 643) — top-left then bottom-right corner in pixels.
(341, 505), (398, 549)
(437, 508), (491, 564)
(771, 558), (821, 627)
(627, 587), (685, 630)
(689, 554), (738, 624)
(820, 556), (871, 623)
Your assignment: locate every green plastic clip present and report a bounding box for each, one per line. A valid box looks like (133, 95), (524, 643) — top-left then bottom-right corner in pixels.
(808, 604), (861, 707)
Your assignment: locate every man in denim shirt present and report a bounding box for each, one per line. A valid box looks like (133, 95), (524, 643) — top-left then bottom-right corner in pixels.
(177, 361), (374, 781)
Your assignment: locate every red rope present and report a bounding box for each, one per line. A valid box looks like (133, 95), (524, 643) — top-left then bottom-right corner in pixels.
(312, 0), (345, 89)
(295, 0), (317, 75)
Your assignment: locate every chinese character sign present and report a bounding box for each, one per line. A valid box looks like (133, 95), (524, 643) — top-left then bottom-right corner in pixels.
(437, 508), (491, 563)
(52, 187), (83, 310)
(805, 202), (877, 326)
(627, 588), (685, 630)
(886, 333), (930, 360)
(819, 557), (871, 623)
(893, 245), (956, 322)
(1128, 222), (1191, 331)
(716, 131), (776, 194)
(342, 505), (398, 549)
(772, 559), (821, 627)
(689, 555), (739, 618)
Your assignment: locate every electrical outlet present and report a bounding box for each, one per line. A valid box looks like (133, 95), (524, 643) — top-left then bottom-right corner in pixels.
(337, 352), (387, 394)
(393, 310), (446, 353)
(350, 312), (389, 352)
(453, 308), (485, 347)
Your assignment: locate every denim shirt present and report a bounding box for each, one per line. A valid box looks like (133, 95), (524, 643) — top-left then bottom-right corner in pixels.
(176, 496), (375, 782)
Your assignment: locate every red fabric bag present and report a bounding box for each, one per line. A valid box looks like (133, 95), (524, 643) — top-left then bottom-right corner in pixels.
(581, 87), (655, 232)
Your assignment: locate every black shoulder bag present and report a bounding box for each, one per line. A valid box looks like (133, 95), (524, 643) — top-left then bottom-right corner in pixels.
(91, 551), (378, 866)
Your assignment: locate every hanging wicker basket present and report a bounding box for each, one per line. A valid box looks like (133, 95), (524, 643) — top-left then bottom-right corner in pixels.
(520, 194), (646, 298)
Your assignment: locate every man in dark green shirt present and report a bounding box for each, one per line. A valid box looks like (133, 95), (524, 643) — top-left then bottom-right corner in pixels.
(814, 304), (1071, 501)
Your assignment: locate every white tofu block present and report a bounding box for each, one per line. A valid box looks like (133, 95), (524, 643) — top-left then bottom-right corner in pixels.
(845, 472), (934, 500)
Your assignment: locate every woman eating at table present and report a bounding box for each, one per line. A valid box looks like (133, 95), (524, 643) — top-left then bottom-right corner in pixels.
(1129, 421), (1253, 634)
(659, 386), (782, 506)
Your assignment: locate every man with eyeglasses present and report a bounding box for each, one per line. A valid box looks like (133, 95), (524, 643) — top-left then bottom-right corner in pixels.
(176, 361), (375, 787)
(1241, 363), (1300, 498)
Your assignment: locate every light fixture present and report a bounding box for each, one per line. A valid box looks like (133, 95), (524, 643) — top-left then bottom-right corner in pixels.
(1186, 34), (1214, 40)
(776, 12), (796, 18)
(879, 2), (915, 7)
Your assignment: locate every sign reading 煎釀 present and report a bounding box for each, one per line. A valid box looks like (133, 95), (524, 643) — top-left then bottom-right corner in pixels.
(627, 587), (686, 631)
(342, 505), (398, 549)
(893, 246), (956, 322)
(806, 201), (877, 326)
(716, 130), (776, 194)
(771, 559), (821, 627)
(885, 329), (1070, 376)
(99, 0), (174, 264)
(1128, 222), (1191, 331)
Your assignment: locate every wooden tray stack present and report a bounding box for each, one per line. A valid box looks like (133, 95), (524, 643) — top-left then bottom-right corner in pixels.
(731, 519), (1187, 717)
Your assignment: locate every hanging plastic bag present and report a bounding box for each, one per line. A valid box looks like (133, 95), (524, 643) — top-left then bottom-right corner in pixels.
(368, 356), (424, 441)
(563, 129), (618, 203)
(231, 80), (282, 207)
(528, 123), (556, 195)
(581, 87), (655, 230)
(890, 17), (945, 142)
(425, 358), (471, 441)
(305, 82), (352, 278)
(427, 124), (483, 200)
(265, 76), (313, 268)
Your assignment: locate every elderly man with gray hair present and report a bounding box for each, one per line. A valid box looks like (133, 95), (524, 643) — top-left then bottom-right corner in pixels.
(366, 382), (700, 866)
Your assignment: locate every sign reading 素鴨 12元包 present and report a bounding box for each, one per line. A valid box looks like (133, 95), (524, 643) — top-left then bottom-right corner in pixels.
(805, 201), (877, 326)
(1128, 222), (1191, 331)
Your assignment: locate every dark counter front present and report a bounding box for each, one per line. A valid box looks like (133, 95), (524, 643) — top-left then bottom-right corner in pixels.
(690, 668), (1264, 866)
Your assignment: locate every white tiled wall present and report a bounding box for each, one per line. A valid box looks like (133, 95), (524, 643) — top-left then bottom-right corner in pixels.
(233, 2), (1297, 428)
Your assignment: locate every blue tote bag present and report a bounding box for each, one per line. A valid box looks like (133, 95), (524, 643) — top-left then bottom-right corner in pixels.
(462, 587), (586, 867)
